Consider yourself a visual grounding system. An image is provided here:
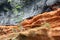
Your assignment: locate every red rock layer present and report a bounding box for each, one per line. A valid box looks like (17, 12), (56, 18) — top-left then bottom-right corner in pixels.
(0, 26), (20, 35)
(20, 8), (60, 29)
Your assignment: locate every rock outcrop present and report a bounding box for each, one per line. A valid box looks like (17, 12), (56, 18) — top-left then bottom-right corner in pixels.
(0, 26), (20, 35)
(0, 27), (60, 40)
(21, 8), (60, 29)
(0, 8), (60, 40)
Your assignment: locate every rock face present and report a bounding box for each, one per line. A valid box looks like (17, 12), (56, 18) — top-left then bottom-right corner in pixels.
(16, 27), (60, 40)
(0, 27), (60, 40)
(21, 8), (60, 29)
(0, 26), (20, 35)
(1, 8), (60, 40)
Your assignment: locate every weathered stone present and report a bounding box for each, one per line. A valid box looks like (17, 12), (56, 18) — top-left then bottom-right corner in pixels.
(21, 8), (60, 29)
(0, 27), (57, 40)
(0, 8), (60, 40)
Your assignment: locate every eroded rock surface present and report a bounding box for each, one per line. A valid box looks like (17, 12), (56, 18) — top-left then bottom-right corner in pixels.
(21, 8), (60, 29)
(0, 27), (60, 40)
(0, 8), (60, 40)
(0, 26), (20, 35)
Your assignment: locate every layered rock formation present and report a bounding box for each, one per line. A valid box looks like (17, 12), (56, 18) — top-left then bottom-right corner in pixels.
(0, 8), (60, 40)
(0, 27), (60, 40)
(21, 8), (60, 29)
(0, 26), (20, 35)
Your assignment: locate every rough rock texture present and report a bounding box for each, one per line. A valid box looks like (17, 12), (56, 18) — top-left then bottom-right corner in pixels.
(20, 8), (60, 29)
(0, 27), (60, 40)
(0, 8), (60, 40)
(0, 26), (20, 35)
(16, 27), (60, 40)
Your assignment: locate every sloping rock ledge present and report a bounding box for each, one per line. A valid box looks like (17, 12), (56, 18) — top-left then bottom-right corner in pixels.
(0, 8), (60, 40)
